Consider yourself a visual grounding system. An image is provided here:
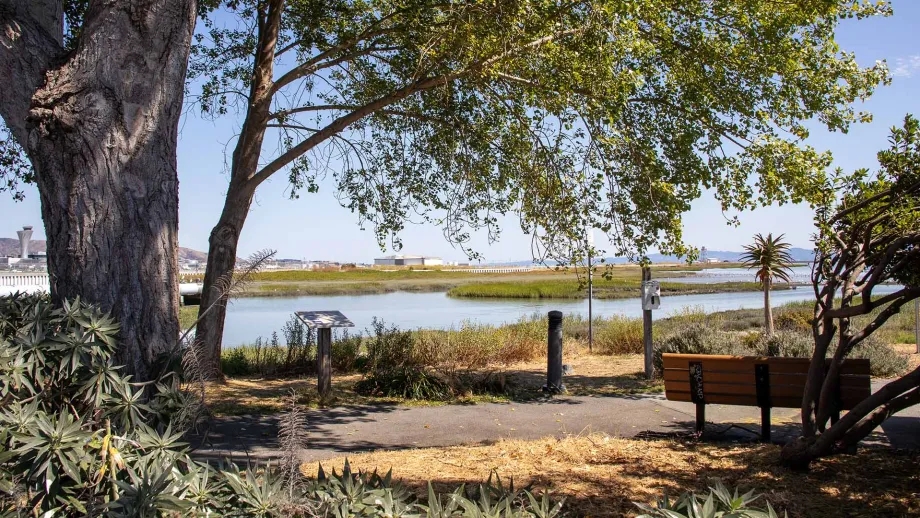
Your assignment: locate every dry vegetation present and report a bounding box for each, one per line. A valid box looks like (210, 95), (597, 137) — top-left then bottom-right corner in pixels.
(205, 353), (661, 415)
(302, 434), (920, 517)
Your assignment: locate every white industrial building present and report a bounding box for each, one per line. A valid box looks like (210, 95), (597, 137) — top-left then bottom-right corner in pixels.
(374, 255), (443, 266)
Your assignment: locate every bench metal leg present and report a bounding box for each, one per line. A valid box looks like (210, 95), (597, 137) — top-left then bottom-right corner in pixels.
(761, 406), (771, 443)
(695, 403), (705, 434)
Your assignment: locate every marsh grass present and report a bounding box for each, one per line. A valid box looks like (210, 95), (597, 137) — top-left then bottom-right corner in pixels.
(447, 280), (780, 299)
(179, 304), (199, 330)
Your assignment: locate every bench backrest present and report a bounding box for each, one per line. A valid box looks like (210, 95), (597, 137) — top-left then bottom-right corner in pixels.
(662, 353), (871, 409)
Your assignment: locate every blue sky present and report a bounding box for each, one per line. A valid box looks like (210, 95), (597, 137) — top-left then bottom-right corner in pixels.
(2, 1), (918, 263)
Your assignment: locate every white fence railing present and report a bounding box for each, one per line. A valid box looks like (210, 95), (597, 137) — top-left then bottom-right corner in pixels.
(450, 267), (535, 274)
(0, 273), (50, 288)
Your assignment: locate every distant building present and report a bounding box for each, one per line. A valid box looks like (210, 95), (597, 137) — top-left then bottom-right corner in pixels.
(705, 257), (721, 264)
(374, 255), (443, 266)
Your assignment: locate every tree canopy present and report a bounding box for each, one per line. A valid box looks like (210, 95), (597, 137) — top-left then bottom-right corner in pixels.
(189, 0), (891, 262)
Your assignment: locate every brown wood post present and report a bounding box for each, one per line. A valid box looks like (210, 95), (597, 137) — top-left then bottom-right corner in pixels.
(317, 328), (332, 397)
(642, 266), (653, 379)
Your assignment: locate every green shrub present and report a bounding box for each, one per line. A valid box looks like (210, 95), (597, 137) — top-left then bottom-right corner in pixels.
(221, 347), (253, 376)
(635, 480), (785, 518)
(653, 323), (753, 376)
(593, 316), (644, 355)
(332, 330), (362, 371)
(853, 335), (909, 378)
(751, 330), (814, 358)
(355, 366), (453, 400)
(364, 318), (417, 372)
(774, 306), (814, 332)
(0, 297), (203, 514)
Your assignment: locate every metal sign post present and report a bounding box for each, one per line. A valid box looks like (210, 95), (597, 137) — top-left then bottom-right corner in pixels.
(586, 228), (594, 353)
(640, 267), (660, 379)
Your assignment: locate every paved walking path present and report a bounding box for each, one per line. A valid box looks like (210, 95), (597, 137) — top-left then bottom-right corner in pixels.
(193, 381), (920, 464)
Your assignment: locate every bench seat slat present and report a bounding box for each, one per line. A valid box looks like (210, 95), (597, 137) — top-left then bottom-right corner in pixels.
(662, 354), (870, 376)
(662, 353), (872, 412)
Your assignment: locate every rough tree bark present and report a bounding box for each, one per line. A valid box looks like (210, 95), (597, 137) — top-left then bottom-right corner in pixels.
(763, 278), (774, 337)
(0, 0), (197, 381)
(195, 0), (284, 374)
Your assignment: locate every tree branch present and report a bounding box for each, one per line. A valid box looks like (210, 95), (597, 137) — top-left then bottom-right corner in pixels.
(251, 27), (585, 186)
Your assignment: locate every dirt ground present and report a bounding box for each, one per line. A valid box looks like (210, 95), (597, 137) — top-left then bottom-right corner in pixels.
(204, 352), (661, 415)
(205, 344), (920, 416)
(301, 434), (920, 517)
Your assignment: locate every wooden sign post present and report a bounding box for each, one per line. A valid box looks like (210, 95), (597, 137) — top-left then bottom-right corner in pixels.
(640, 267), (660, 379)
(295, 310), (355, 398)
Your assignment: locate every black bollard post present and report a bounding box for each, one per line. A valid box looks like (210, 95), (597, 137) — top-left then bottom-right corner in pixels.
(544, 310), (564, 394)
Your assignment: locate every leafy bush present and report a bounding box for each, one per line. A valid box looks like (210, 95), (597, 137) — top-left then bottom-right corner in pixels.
(332, 331), (363, 371)
(0, 296), (559, 516)
(635, 480), (785, 518)
(221, 347), (253, 376)
(853, 335), (909, 378)
(751, 330), (814, 358)
(364, 318), (418, 372)
(593, 316), (644, 355)
(774, 306), (814, 332)
(355, 366), (453, 400)
(0, 296), (203, 514)
(653, 324), (753, 376)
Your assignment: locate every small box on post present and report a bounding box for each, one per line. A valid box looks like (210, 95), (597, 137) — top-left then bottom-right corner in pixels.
(295, 310), (355, 398)
(640, 268), (659, 379)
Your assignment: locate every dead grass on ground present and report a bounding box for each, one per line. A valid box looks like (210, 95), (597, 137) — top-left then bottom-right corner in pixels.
(301, 434), (920, 517)
(892, 343), (920, 372)
(205, 352), (662, 415)
(502, 353), (662, 399)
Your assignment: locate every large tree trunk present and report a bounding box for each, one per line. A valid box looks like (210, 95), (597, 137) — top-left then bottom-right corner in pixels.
(0, 1), (197, 381)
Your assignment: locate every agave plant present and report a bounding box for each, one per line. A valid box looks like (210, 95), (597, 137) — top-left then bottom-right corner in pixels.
(740, 233), (796, 337)
(635, 480), (786, 518)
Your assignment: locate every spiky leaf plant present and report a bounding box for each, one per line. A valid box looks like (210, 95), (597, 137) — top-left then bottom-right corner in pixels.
(635, 479), (786, 518)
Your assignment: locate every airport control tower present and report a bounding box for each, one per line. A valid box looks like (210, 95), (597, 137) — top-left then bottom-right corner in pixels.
(17, 226), (32, 259)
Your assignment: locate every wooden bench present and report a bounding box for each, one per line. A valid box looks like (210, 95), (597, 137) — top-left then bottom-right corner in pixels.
(662, 353), (871, 442)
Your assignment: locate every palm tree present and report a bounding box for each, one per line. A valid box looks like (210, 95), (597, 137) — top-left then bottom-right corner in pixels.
(740, 233), (795, 337)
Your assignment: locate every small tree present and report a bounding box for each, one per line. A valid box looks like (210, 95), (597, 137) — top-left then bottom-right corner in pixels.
(740, 233), (795, 337)
(781, 115), (920, 470)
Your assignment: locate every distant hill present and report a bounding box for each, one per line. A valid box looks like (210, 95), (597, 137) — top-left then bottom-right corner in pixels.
(178, 247), (208, 262)
(0, 237), (45, 257)
(1, 237), (207, 262)
(487, 247), (815, 266)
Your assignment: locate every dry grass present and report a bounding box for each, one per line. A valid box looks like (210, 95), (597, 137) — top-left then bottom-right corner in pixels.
(892, 343), (920, 372)
(301, 434), (920, 517)
(205, 352), (661, 415)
